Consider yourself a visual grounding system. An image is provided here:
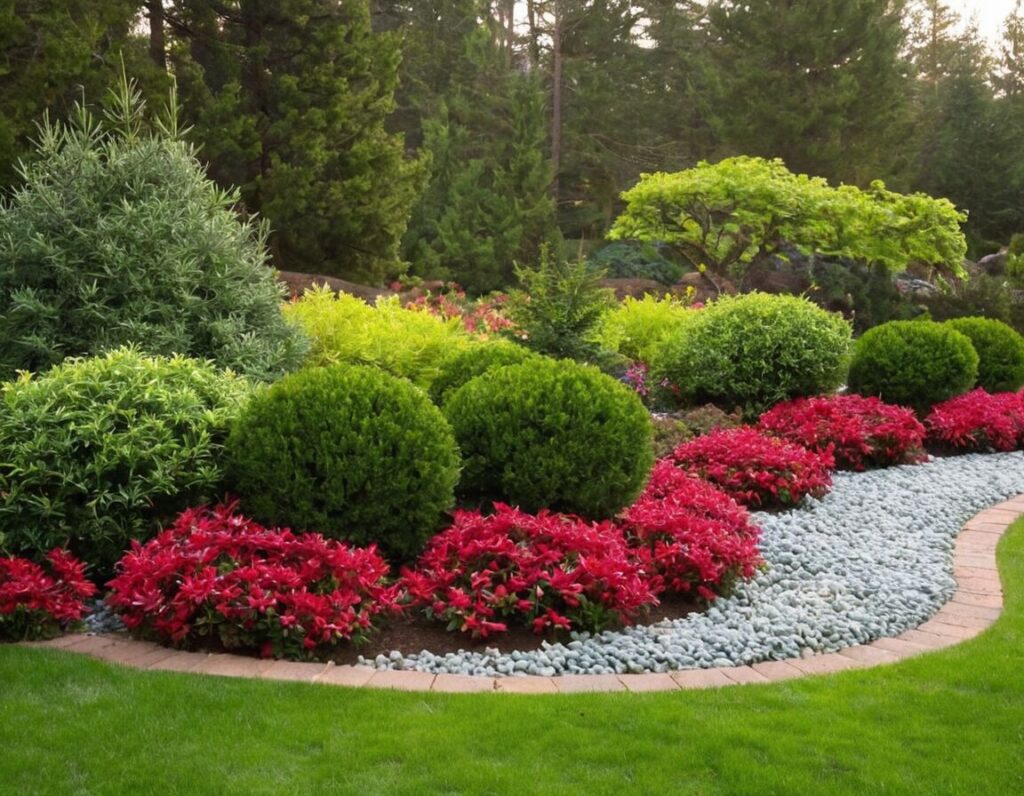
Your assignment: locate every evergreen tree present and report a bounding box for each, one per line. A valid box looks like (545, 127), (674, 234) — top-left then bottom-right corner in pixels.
(994, 0), (1024, 97)
(0, 1), (145, 185)
(166, 0), (424, 283)
(705, 0), (912, 186)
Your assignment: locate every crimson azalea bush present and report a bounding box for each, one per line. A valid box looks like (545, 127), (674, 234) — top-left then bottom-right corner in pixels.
(758, 394), (926, 471)
(106, 504), (401, 659)
(925, 389), (1024, 452)
(671, 427), (834, 508)
(401, 504), (657, 638)
(0, 549), (96, 641)
(622, 460), (762, 600)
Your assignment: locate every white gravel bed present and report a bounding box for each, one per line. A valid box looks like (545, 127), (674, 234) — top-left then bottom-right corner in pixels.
(360, 452), (1024, 677)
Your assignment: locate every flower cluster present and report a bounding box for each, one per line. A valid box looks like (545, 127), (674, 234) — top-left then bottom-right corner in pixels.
(759, 394), (926, 471)
(404, 286), (518, 338)
(401, 504), (658, 638)
(0, 549), (96, 640)
(623, 361), (651, 397)
(672, 427), (834, 508)
(925, 389), (1024, 452)
(622, 460), (762, 600)
(106, 504), (400, 659)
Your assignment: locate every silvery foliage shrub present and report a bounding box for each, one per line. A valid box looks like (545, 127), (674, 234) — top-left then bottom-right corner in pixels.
(0, 76), (306, 382)
(0, 348), (251, 574)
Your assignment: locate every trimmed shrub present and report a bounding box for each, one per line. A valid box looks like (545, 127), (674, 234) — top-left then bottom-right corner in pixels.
(594, 294), (697, 365)
(0, 79), (306, 382)
(926, 389), (1024, 452)
(655, 293), (851, 417)
(107, 504), (400, 659)
(946, 317), (1024, 392)
(847, 320), (978, 412)
(671, 427), (834, 509)
(0, 348), (250, 573)
(428, 342), (540, 406)
(283, 287), (472, 388)
(622, 460), (762, 601)
(226, 365), (461, 560)
(401, 505), (657, 638)
(444, 358), (654, 518)
(759, 394), (926, 470)
(0, 550), (96, 641)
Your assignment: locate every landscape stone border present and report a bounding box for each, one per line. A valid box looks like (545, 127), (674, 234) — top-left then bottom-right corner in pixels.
(22, 495), (1021, 694)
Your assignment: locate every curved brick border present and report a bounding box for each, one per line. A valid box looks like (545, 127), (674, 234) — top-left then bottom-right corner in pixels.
(21, 496), (1022, 694)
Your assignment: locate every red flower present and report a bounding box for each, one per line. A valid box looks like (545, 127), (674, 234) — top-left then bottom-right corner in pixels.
(926, 389), (1024, 452)
(0, 549), (95, 640)
(106, 502), (400, 660)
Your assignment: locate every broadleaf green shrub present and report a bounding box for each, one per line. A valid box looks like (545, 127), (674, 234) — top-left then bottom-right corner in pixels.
(594, 294), (697, 364)
(444, 358), (654, 518)
(847, 320), (979, 412)
(0, 77), (306, 382)
(428, 342), (541, 406)
(0, 348), (251, 574)
(283, 287), (472, 388)
(945, 317), (1024, 393)
(226, 365), (461, 560)
(655, 293), (852, 417)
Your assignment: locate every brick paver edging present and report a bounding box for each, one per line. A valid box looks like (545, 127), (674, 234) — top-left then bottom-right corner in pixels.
(22, 496), (1022, 694)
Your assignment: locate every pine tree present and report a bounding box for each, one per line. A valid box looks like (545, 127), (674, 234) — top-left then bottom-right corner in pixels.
(166, 0), (424, 283)
(705, 0), (912, 185)
(0, 1), (145, 185)
(994, 0), (1024, 98)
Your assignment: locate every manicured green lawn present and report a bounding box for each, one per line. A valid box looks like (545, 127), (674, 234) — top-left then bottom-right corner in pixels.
(3, 522), (1024, 796)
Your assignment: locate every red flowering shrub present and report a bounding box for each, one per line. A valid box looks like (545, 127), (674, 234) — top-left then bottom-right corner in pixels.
(0, 549), (96, 640)
(622, 461), (762, 600)
(925, 389), (1024, 452)
(758, 394), (926, 470)
(401, 505), (657, 638)
(671, 427), (834, 508)
(107, 504), (400, 659)
(404, 285), (518, 338)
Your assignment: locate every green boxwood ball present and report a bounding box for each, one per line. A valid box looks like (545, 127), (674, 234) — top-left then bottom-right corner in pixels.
(946, 317), (1024, 392)
(444, 358), (654, 519)
(226, 365), (461, 560)
(848, 320), (978, 412)
(428, 342), (541, 406)
(653, 292), (851, 418)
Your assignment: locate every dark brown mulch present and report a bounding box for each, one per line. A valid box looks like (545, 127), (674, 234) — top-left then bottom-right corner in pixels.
(328, 591), (703, 665)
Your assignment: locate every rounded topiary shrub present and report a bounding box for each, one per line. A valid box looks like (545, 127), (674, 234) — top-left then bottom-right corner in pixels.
(226, 365), (461, 560)
(0, 348), (251, 574)
(945, 317), (1024, 392)
(0, 80), (306, 382)
(847, 320), (979, 412)
(443, 358), (654, 518)
(654, 293), (851, 417)
(428, 342), (540, 406)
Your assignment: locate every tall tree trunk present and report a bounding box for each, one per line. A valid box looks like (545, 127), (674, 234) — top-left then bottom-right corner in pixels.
(148, 0), (166, 71)
(550, 2), (563, 204)
(504, 0), (516, 66)
(526, 0), (541, 70)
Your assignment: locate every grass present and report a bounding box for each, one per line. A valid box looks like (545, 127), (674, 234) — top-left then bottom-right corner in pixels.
(3, 524), (1024, 796)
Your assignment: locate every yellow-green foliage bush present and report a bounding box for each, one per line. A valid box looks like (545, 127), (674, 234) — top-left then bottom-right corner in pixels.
(594, 294), (697, 364)
(283, 286), (472, 387)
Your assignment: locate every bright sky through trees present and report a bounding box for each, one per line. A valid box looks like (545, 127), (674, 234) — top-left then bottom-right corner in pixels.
(953, 0), (1018, 40)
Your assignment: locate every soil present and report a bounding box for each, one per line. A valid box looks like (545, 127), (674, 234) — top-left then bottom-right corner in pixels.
(157, 592), (704, 665)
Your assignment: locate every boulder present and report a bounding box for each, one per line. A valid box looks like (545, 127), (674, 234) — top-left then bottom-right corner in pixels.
(276, 270), (395, 303)
(977, 251), (1008, 277)
(599, 277), (668, 299)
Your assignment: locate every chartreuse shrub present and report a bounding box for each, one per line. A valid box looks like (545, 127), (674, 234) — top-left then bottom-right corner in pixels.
(945, 317), (1024, 392)
(655, 293), (851, 417)
(0, 348), (251, 574)
(848, 320), (978, 412)
(428, 342), (541, 406)
(283, 286), (472, 388)
(593, 294), (696, 364)
(0, 76), (306, 382)
(226, 365), (461, 560)
(444, 358), (653, 518)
